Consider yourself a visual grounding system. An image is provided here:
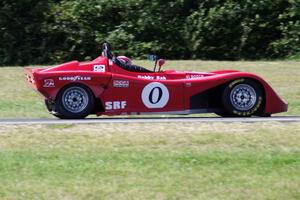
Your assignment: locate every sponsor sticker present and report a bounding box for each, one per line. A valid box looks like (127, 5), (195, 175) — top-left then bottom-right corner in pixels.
(94, 65), (105, 72)
(186, 74), (204, 79)
(58, 76), (91, 81)
(185, 82), (192, 87)
(113, 80), (129, 88)
(105, 101), (127, 110)
(43, 79), (55, 87)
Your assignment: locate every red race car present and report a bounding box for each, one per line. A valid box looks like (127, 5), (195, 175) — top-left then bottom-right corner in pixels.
(24, 43), (288, 119)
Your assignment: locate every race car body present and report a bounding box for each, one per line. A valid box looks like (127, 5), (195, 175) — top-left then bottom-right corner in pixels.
(24, 43), (288, 119)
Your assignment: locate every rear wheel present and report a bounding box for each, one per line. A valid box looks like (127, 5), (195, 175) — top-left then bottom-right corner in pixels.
(54, 85), (95, 119)
(219, 79), (264, 117)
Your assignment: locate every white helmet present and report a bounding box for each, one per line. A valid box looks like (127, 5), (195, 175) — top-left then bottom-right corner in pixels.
(117, 56), (132, 65)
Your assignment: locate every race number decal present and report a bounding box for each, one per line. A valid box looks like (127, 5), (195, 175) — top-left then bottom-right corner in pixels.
(141, 82), (169, 108)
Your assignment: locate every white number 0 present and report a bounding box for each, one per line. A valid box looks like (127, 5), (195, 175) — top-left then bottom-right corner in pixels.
(141, 82), (169, 108)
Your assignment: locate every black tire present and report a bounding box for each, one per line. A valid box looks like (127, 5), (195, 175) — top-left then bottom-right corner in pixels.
(54, 84), (95, 119)
(220, 79), (264, 117)
(45, 99), (64, 118)
(214, 111), (232, 117)
(45, 99), (52, 112)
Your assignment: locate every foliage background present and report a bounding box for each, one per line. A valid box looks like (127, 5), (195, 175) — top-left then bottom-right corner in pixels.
(0, 0), (299, 65)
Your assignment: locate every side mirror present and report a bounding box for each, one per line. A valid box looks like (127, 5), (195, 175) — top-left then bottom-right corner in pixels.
(158, 59), (165, 71)
(158, 59), (165, 67)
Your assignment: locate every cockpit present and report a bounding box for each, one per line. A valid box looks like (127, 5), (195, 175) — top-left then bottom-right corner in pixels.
(102, 42), (164, 73)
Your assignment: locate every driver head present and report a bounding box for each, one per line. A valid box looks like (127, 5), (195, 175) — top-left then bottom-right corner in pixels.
(117, 56), (132, 65)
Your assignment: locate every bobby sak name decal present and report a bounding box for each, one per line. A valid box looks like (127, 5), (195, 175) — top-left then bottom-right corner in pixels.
(137, 75), (167, 80)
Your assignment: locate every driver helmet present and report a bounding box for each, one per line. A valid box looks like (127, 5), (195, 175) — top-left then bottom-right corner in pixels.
(117, 56), (132, 65)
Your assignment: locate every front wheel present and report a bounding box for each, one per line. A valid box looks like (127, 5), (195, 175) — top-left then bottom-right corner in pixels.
(54, 85), (95, 119)
(220, 79), (264, 117)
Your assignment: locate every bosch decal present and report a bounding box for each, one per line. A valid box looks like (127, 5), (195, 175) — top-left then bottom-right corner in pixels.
(186, 74), (204, 79)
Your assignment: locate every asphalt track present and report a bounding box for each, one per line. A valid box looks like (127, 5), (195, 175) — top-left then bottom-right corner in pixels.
(0, 116), (299, 125)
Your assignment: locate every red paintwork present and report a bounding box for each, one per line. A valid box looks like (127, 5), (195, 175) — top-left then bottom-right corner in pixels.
(24, 56), (288, 116)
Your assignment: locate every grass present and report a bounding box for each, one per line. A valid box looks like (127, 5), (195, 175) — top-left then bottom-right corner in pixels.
(0, 60), (299, 118)
(0, 122), (299, 199)
(0, 61), (299, 199)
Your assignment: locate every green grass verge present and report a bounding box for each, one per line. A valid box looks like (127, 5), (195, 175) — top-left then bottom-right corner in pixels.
(0, 122), (299, 199)
(0, 60), (299, 118)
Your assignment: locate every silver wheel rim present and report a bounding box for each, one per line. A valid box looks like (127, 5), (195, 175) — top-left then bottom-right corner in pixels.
(62, 87), (89, 113)
(230, 84), (257, 111)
